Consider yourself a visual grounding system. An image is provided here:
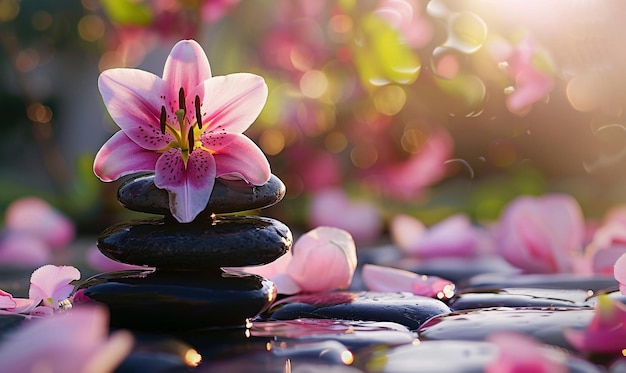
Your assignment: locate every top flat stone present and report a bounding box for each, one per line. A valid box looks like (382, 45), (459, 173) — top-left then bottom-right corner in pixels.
(117, 174), (286, 216)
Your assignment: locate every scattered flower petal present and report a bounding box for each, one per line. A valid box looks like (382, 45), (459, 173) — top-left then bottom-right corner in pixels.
(495, 194), (585, 273)
(0, 290), (16, 309)
(244, 227), (357, 295)
(485, 332), (567, 373)
(361, 264), (455, 299)
(29, 265), (81, 309)
(563, 294), (626, 354)
(0, 230), (50, 268)
(0, 305), (133, 373)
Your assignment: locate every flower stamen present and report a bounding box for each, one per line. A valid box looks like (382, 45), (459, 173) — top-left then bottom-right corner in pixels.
(159, 106), (167, 134)
(178, 87), (186, 113)
(195, 95), (202, 129)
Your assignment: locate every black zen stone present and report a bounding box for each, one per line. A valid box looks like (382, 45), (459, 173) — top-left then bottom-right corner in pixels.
(73, 269), (276, 330)
(268, 292), (450, 330)
(117, 173), (286, 216)
(97, 215), (292, 270)
(418, 307), (594, 351)
(448, 288), (591, 311)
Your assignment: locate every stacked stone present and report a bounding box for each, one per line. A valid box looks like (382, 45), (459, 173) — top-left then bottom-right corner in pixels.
(75, 174), (292, 331)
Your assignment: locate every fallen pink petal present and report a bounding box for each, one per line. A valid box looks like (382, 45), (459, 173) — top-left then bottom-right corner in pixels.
(362, 264), (455, 299)
(563, 294), (626, 354)
(485, 332), (567, 373)
(29, 265), (81, 309)
(0, 305), (133, 373)
(495, 194), (585, 274)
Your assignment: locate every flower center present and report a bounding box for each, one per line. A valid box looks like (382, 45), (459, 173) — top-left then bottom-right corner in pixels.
(159, 87), (205, 166)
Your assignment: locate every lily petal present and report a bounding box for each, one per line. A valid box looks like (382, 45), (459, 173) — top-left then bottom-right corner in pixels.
(94, 131), (161, 182)
(213, 134), (271, 185)
(154, 148), (217, 223)
(361, 264), (454, 298)
(286, 226), (357, 293)
(162, 39), (212, 97)
(98, 69), (171, 150)
(615, 253), (626, 295)
(0, 290), (16, 309)
(198, 73), (268, 134)
(29, 265), (80, 309)
(486, 332), (567, 373)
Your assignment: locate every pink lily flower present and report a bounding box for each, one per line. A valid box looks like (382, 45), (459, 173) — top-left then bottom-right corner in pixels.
(242, 227), (357, 294)
(615, 253), (626, 295)
(4, 197), (75, 250)
(361, 264), (455, 299)
(495, 194), (585, 274)
(485, 332), (567, 373)
(0, 305), (133, 373)
(94, 39), (271, 223)
(29, 265), (81, 309)
(563, 294), (626, 354)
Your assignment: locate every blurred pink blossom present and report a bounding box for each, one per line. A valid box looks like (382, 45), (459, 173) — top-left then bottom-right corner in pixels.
(242, 226), (357, 294)
(201, 0), (241, 23)
(309, 188), (382, 244)
(615, 253), (626, 295)
(374, 0), (433, 48)
(485, 332), (567, 373)
(488, 35), (554, 114)
(563, 294), (626, 354)
(0, 305), (133, 373)
(361, 264), (454, 299)
(4, 197), (75, 250)
(495, 194), (585, 274)
(391, 213), (492, 259)
(585, 210), (626, 274)
(0, 230), (50, 268)
(361, 129), (453, 200)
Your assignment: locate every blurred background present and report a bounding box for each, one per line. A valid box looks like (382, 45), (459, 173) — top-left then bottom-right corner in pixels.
(2, 0), (626, 241)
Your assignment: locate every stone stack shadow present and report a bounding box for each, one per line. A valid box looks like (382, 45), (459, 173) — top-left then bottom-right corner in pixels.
(75, 174), (292, 331)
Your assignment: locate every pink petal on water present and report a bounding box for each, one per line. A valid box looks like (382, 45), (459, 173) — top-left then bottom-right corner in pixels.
(362, 264), (454, 298)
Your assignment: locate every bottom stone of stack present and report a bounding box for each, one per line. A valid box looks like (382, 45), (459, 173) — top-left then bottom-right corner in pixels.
(73, 268), (276, 331)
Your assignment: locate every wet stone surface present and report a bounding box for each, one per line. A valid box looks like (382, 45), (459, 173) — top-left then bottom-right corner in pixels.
(97, 215), (292, 270)
(448, 287), (593, 310)
(73, 269), (276, 331)
(463, 273), (619, 292)
(267, 292), (451, 330)
(418, 307), (594, 351)
(117, 173), (286, 216)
